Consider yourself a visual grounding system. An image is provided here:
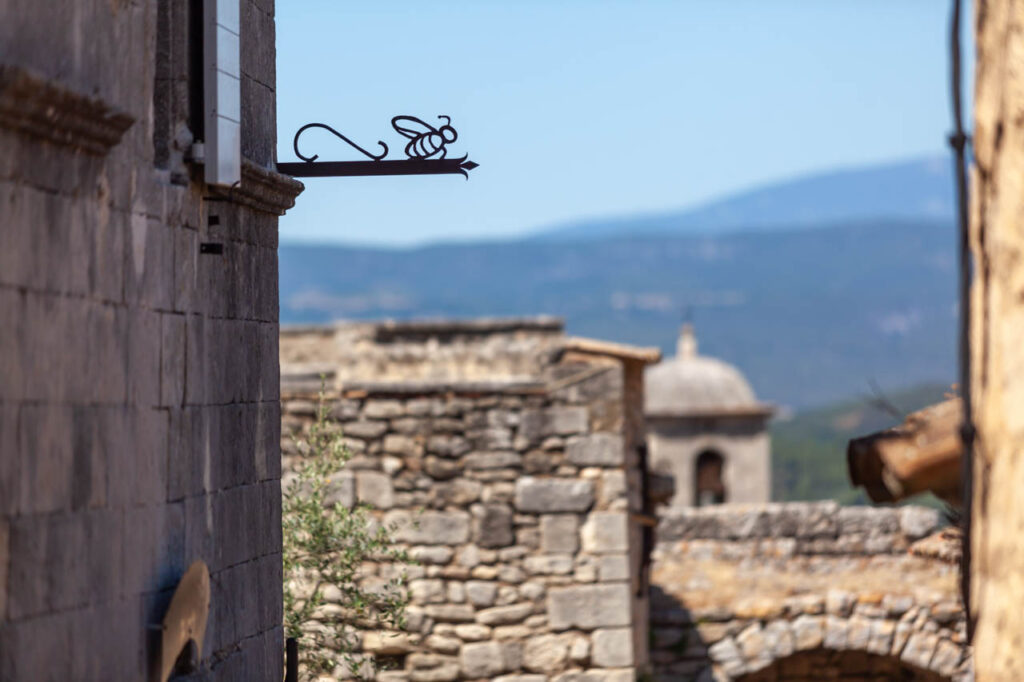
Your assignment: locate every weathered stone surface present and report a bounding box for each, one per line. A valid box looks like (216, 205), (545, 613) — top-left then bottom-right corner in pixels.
(520, 581), (546, 601)
(324, 470), (355, 508)
(356, 470), (395, 509)
(385, 510), (471, 545)
(899, 507), (940, 540)
(467, 427), (513, 450)
(736, 624), (768, 669)
(460, 641), (509, 678)
(592, 628), (634, 667)
(515, 477), (595, 513)
(432, 478), (483, 506)
(763, 620), (794, 660)
(598, 470), (627, 507)
(383, 434), (422, 457)
(477, 603), (534, 626)
(330, 399), (361, 421)
(463, 450), (522, 470)
(411, 579), (446, 604)
(580, 512), (628, 554)
(410, 546), (455, 565)
(525, 554), (574, 575)
(454, 624), (492, 641)
(792, 615), (824, 651)
(409, 663), (460, 682)
(708, 636), (745, 677)
(473, 503), (515, 548)
(570, 634), (590, 663)
(868, 618), (896, 655)
(837, 506), (901, 534)
(566, 434), (623, 467)
(658, 502), (841, 542)
(409, 652), (453, 669)
(466, 581), (498, 607)
(541, 514), (580, 554)
(523, 633), (572, 673)
(523, 450), (558, 474)
(548, 584), (631, 630)
(364, 400), (405, 419)
(597, 555), (629, 582)
(901, 631), (939, 670)
(425, 634), (462, 654)
(823, 615), (848, 650)
(424, 604), (476, 622)
(931, 638), (965, 675)
(427, 434), (471, 458)
(343, 420), (389, 439)
(825, 589), (855, 617)
(543, 407), (589, 435)
(362, 631), (417, 654)
(883, 594), (915, 618)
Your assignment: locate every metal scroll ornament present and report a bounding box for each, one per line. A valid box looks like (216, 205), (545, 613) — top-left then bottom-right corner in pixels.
(277, 115), (479, 179)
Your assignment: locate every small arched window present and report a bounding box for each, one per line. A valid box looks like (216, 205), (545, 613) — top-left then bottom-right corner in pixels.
(694, 450), (726, 506)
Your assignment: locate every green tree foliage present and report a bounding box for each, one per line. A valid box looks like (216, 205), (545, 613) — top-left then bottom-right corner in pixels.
(283, 391), (412, 679)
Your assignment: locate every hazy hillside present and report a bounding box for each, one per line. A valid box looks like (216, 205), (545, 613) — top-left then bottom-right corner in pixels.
(771, 383), (952, 504)
(534, 156), (952, 241)
(280, 219), (957, 409)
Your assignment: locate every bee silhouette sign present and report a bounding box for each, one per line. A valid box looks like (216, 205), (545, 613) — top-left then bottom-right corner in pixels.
(277, 115), (479, 179)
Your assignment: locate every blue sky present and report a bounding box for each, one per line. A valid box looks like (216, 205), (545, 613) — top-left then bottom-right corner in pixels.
(276, 1), (969, 246)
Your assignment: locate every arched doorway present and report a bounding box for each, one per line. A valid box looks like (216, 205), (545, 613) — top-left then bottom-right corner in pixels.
(737, 649), (954, 682)
(694, 449), (726, 506)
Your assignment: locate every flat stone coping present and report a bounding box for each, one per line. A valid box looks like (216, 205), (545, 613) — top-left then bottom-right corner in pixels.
(280, 315), (565, 337)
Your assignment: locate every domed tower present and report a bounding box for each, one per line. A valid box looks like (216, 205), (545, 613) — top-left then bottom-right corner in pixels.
(644, 324), (774, 507)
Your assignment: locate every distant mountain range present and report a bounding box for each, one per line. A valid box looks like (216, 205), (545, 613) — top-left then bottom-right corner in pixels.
(533, 156), (953, 241)
(280, 156), (958, 410)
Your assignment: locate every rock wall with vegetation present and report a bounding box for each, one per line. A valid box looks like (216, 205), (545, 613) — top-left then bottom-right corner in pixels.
(281, 345), (651, 681)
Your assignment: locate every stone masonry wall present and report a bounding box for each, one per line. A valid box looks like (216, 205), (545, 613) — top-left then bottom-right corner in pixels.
(649, 503), (972, 682)
(281, 350), (650, 681)
(0, 1), (299, 678)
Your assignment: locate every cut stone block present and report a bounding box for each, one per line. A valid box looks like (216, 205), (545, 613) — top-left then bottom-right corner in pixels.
(547, 584), (631, 630)
(515, 477), (594, 513)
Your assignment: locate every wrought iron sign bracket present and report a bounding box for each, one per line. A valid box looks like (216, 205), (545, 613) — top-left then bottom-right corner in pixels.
(276, 117), (479, 180)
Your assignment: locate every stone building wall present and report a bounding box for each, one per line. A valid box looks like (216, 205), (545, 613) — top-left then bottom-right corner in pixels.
(0, 1), (300, 678)
(280, 334), (656, 681)
(649, 503), (971, 681)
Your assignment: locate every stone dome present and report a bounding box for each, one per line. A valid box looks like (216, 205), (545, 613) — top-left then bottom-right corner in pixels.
(645, 325), (769, 416)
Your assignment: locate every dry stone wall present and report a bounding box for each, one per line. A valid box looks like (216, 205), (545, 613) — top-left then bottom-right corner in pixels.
(649, 503), (972, 682)
(281, 352), (650, 681)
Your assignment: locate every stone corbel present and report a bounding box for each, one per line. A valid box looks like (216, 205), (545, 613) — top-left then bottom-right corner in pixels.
(229, 160), (305, 216)
(0, 64), (135, 154)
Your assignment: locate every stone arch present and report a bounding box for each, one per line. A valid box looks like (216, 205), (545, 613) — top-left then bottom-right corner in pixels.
(736, 649), (953, 681)
(699, 609), (972, 682)
(650, 503), (971, 682)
